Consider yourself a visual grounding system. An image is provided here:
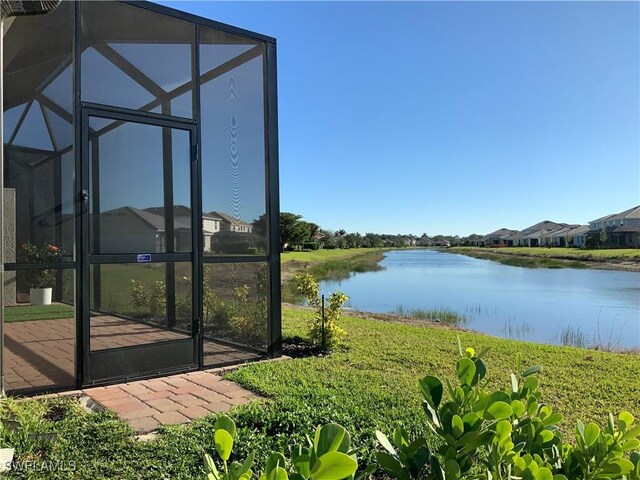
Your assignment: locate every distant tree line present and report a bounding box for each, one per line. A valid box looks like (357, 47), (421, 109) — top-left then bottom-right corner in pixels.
(267, 212), (482, 252)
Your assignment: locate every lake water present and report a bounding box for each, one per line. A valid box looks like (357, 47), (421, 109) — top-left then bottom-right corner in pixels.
(319, 249), (640, 348)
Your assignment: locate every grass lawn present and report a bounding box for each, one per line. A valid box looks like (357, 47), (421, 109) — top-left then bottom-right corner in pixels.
(2, 307), (638, 479)
(281, 248), (389, 264)
(4, 304), (74, 322)
(451, 246), (640, 260)
(229, 308), (640, 447)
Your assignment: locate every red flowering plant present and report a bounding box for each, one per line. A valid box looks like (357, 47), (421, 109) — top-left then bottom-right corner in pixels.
(21, 242), (64, 288)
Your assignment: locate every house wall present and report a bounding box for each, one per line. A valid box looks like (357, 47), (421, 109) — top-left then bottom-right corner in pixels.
(624, 219), (640, 248)
(572, 235), (586, 247)
(203, 233), (213, 252)
(175, 230), (191, 252)
(233, 224), (253, 233)
(588, 217), (640, 248)
(98, 214), (159, 253)
(624, 233), (640, 248)
(100, 231), (159, 253)
(203, 218), (221, 234)
(217, 219), (254, 234)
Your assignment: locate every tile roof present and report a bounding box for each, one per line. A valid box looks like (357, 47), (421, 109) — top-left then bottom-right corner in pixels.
(208, 211), (253, 227)
(101, 206), (164, 231)
(613, 225), (640, 233)
(144, 205), (191, 217)
(102, 206), (191, 231)
(521, 220), (564, 234)
(549, 225), (580, 237)
(505, 231), (523, 240)
(589, 205), (640, 223)
(566, 225), (589, 236)
(485, 228), (519, 238)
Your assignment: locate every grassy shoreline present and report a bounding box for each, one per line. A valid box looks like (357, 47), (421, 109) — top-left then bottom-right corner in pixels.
(281, 248), (388, 302)
(447, 246), (640, 271)
(3, 306), (638, 479)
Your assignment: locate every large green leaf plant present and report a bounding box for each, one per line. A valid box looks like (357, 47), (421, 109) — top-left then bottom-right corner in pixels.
(376, 343), (640, 480)
(204, 416), (365, 480)
(204, 344), (639, 480)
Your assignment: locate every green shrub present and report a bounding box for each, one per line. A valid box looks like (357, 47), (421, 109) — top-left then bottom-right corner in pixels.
(295, 273), (348, 350)
(130, 279), (166, 320)
(129, 265), (268, 346)
(303, 242), (320, 251)
(205, 346), (639, 479)
(175, 293), (192, 329)
(375, 342), (640, 479)
(228, 284), (268, 345)
(211, 241), (253, 255)
(203, 415), (361, 480)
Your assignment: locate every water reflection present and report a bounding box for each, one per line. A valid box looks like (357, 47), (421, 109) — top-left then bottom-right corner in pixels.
(320, 249), (640, 349)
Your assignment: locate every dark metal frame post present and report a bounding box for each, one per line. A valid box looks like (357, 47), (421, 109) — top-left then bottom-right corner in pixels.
(321, 294), (326, 352)
(161, 101), (176, 329)
(53, 154), (63, 301)
(74, 0), (87, 386)
(0, 16), (5, 393)
(90, 136), (101, 309)
(123, 0), (274, 44)
(189, 125), (201, 366)
(265, 39), (281, 357)
(193, 24), (204, 368)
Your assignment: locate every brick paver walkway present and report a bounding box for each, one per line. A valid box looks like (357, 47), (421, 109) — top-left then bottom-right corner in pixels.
(4, 315), (261, 393)
(4, 318), (76, 391)
(90, 316), (186, 350)
(83, 369), (261, 433)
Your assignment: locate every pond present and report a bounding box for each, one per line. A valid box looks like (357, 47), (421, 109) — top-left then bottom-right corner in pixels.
(319, 249), (640, 349)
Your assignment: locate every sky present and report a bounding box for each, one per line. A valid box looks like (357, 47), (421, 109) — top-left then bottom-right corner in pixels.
(160, 1), (639, 237)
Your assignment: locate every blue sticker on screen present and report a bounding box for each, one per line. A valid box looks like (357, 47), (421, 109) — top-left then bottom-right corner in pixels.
(136, 254), (152, 263)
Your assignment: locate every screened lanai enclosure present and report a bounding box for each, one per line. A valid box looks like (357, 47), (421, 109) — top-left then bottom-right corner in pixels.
(1, 0), (280, 394)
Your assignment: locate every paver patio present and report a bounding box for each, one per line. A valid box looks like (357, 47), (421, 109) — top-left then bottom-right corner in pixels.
(83, 369), (262, 433)
(3, 314), (262, 393)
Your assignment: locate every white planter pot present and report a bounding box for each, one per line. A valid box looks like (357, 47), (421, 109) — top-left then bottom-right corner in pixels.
(30, 287), (52, 306)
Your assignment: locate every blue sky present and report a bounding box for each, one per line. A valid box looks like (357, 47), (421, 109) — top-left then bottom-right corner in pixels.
(161, 1), (639, 236)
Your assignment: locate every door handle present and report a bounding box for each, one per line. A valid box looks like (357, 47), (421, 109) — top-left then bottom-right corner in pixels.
(81, 190), (89, 213)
